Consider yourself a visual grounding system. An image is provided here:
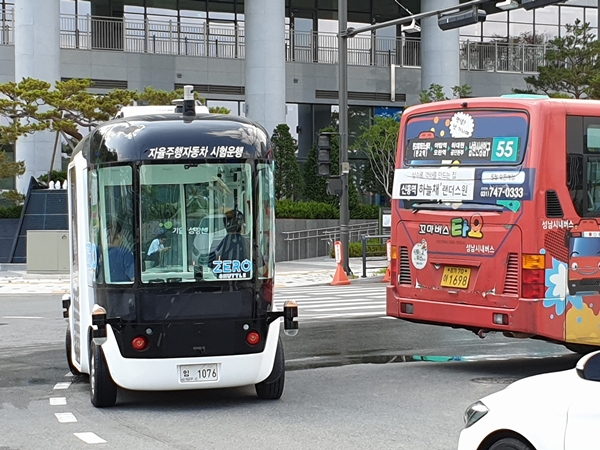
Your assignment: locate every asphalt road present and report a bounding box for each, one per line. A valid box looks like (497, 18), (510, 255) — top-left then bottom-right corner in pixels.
(0, 291), (581, 450)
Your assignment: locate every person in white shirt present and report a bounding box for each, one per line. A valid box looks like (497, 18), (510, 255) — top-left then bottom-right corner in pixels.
(146, 233), (170, 267)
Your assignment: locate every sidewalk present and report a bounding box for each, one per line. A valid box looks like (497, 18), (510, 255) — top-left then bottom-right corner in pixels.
(0, 257), (388, 293)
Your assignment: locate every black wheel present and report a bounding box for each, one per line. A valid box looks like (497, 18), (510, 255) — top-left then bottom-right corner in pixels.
(489, 437), (533, 450)
(65, 326), (81, 376)
(89, 341), (118, 408)
(564, 343), (599, 355)
(255, 337), (285, 400)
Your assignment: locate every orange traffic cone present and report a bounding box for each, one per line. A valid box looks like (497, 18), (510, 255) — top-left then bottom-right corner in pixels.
(382, 265), (391, 283)
(331, 262), (351, 286)
(331, 240), (351, 286)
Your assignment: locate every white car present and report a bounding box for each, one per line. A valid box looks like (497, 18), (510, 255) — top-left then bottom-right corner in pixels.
(458, 350), (600, 450)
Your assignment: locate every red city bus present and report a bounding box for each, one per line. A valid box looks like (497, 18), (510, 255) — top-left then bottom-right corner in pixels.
(387, 95), (600, 353)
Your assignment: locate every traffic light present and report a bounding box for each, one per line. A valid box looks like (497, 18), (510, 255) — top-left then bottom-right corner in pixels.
(521, 0), (567, 10)
(438, 7), (486, 31)
(317, 133), (332, 177)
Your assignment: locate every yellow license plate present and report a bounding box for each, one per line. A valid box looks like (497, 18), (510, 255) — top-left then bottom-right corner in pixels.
(441, 266), (471, 289)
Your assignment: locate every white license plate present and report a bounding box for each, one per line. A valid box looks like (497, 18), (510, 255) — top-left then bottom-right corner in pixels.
(179, 363), (219, 383)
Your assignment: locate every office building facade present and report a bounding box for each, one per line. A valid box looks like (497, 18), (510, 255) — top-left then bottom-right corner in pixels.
(0, 0), (597, 192)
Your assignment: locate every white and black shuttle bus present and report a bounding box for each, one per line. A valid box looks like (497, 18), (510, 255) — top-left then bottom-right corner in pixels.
(62, 89), (298, 407)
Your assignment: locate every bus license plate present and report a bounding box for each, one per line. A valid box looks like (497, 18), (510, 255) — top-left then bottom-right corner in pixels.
(179, 364), (219, 383)
(441, 267), (471, 289)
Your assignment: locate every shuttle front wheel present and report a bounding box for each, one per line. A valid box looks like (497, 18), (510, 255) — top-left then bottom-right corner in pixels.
(255, 337), (285, 400)
(90, 341), (118, 407)
(65, 327), (81, 376)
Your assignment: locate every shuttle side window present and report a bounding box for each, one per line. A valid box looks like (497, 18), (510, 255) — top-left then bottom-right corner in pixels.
(98, 166), (135, 284)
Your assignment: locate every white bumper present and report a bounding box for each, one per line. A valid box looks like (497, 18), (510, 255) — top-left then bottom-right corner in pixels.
(101, 319), (281, 391)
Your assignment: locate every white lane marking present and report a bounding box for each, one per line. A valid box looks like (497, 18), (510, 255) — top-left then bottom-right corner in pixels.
(74, 432), (107, 444)
(49, 397), (67, 406)
(53, 382), (72, 390)
(2, 316), (44, 319)
(55, 412), (77, 423)
(65, 372), (73, 377)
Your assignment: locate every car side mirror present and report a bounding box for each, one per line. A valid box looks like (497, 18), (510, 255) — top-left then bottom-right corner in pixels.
(576, 350), (600, 381)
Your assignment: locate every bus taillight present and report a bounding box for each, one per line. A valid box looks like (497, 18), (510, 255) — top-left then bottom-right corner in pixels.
(522, 254), (546, 298)
(246, 331), (261, 346)
(131, 336), (149, 351)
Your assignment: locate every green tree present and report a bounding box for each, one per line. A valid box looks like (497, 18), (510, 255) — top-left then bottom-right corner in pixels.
(353, 116), (398, 200)
(419, 83), (472, 103)
(520, 20), (600, 99)
(271, 124), (303, 200)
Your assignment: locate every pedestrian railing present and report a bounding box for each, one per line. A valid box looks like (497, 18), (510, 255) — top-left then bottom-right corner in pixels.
(0, 10), (551, 74)
(281, 221), (379, 261)
(0, 8), (13, 46)
(39, 13), (553, 74)
(360, 234), (390, 278)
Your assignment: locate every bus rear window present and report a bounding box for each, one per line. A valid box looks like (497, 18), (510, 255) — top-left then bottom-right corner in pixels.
(405, 110), (529, 166)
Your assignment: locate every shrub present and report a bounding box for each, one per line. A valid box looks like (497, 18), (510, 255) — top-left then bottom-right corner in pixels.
(330, 239), (386, 258)
(276, 199), (380, 220)
(0, 205), (23, 218)
(275, 199), (338, 219)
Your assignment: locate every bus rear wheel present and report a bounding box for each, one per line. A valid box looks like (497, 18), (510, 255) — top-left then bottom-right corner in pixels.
(89, 341), (118, 407)
(65, 327), (81, 376)
(255, 338), (285, 400)
(564, 343), (599, 355)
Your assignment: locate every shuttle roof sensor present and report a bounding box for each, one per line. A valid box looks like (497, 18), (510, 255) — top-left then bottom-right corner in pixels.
(496, 0), (519, 10)
(182, 85), (196, 118)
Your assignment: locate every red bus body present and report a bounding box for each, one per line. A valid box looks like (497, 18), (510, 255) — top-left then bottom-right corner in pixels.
(387, 96), (600, 349)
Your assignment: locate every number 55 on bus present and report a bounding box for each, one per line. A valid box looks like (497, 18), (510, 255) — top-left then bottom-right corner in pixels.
(387, 95), (600, 354)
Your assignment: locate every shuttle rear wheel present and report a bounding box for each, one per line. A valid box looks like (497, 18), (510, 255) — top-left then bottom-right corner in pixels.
(255, 338), (285, 400)
(90, 341), (118, 407)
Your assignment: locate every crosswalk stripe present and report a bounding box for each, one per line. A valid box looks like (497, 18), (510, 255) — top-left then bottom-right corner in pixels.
(305, 305), (385, 312)
(273, 285), (387, 322)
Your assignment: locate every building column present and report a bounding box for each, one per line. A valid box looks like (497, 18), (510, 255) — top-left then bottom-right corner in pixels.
(14, 0), (61, 193)
(421, 0), (460, 99)
(244, 0), (286, 137)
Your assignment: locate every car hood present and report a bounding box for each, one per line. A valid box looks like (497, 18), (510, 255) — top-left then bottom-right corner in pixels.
(482, 369), (580, 409)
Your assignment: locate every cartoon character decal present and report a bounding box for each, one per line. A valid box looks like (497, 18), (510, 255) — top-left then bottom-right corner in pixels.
(567, 233), (600, 295)
(411, 239), (428, 270)
(543, 219), (600, 345)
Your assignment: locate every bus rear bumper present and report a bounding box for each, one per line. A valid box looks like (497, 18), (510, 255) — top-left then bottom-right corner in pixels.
(101, 320), (281, 391)
(386, 286), (549, 337)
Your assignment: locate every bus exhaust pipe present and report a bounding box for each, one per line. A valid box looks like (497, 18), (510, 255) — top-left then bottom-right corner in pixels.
(477, 329), (490, 339)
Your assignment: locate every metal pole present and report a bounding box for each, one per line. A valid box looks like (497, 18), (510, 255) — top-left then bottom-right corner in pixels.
(338, 0), (351, 276)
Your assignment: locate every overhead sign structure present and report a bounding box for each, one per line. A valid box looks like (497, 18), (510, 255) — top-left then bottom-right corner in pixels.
(438, 7), (487, 31)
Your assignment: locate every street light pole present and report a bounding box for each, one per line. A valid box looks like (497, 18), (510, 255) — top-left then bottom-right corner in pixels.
(338, 0), (351, 276)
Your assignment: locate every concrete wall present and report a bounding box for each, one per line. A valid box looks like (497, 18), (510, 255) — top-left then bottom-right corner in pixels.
(59, 48), (527, 108)
(0, 46), (14, 82)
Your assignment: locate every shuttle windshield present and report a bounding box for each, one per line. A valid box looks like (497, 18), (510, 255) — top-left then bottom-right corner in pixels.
(95, 162), (274, 284)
